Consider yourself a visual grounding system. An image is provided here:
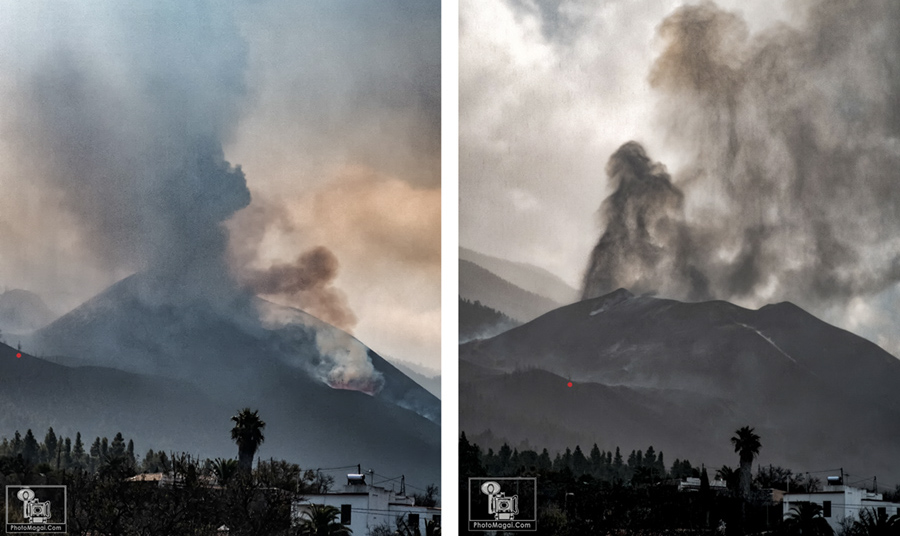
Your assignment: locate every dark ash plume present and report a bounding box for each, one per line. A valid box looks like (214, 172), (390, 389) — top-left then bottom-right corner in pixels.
(2, 1), (250, 305)
(585, 1), (900, 315)
(582, 142), (708, 301)
(245, 246), (358, 331)
(0, 1), (379, 394)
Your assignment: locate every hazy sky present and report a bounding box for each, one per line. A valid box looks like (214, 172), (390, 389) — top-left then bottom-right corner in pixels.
(0, 0), (441, 371)
(461, 0), (900, 357)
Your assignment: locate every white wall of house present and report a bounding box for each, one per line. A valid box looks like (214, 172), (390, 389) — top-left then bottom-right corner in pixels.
(294, 482), (440, 535)
(783, 486), (900, 533)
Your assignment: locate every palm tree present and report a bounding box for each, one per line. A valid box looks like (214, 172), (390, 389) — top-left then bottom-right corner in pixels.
(731, 426), (761, 498)
(852, 509), (900, 536)
(716, 465), (739, 491)
(782, 502), (834, 536)
(425, 518), (441, 536)
(211, 457), (239, 485)
(298, 504), (352, 535)
(231, 408), (266, 472)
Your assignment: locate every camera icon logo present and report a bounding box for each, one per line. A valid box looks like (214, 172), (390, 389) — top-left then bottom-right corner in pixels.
(17, 487), (52, 524)
(480, 480), (519, 520)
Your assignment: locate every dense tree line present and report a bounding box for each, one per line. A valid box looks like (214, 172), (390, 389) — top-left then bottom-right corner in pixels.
(458, 298), (520, 340)
(0, 409), (345, 536)
(0, 428), (138, 474)
(476, 437), (698, 487)
(461, 431), (795, 536)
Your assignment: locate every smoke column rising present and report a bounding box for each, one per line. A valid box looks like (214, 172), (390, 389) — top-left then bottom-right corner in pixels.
(584, 0), (900, 324)
(0, 1), (250, 304)
(0, 1), (383, 392)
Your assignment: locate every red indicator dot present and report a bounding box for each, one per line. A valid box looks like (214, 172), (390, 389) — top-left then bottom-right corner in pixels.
(567, 381), (573, 387)
(16, 353), (22, 358)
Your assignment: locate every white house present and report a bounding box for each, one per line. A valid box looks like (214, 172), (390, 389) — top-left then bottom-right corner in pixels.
(293, 473), (440, 535)
(677, 476), (728, 492)
(783, 483), (900, 533)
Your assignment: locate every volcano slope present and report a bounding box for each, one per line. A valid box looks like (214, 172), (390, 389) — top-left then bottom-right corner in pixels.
(460, 289), (900, 483)
(11, 274), (439, 486)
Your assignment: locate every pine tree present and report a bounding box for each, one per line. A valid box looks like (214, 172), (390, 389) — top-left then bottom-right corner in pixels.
(111, 432), (126, 458)
(562, 447), (573, 471)
(572, 446), (588, 476)
(100, 437), (109, 459)
(613, 447), (624, 480)
(671, 458), (683, 479)
(538, 449), (552, 471)
(44, 428), (58, 464)
(63, 437), (72, 468)
(590, 444), (603, 475)
(22, 429), (39, 464)
(12, 431), (23, 456)
(483, 448), (497, 474)
(142, 449), (156, 472)
(73, 433), (85, 468)
(645, 446), (657, 469)
(498, 443), (513, 473)
(127, 439), (135, 464)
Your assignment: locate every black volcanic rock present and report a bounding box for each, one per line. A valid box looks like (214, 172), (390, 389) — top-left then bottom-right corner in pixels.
(460, 290), (900, 482)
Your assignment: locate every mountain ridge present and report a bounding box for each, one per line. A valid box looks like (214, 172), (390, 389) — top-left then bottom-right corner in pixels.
(9, 273), (439, 485)
(460, 289), (900, 482)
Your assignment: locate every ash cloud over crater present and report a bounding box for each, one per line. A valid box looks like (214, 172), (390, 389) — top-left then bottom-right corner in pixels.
(0, 0), (391, 392)
(584, 0), (900, 322)
(2, 1), (250, 303)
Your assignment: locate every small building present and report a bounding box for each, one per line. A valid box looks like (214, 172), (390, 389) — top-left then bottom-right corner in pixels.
(125, 472), (216, 488)
(783, 483), (900, 533)
(293, 473), (440, 535)
(677, 476), (728, 492)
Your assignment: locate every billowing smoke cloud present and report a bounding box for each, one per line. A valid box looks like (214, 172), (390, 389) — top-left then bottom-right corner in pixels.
(0, 1), (383, 393)
(314, 329), (384, 395)
(582, 142), (709, 301)
(584, 1), (900, 317)
(0, 2), (250, 304)
(245, 246), (358, 331)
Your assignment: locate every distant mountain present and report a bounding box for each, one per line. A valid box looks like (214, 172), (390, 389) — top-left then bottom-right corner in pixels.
(385, 357), (441, 399)
(459, 297), (520, 342)
(460, 247), (578, 305)
(459, 260), (560, 322)
(0, 341), (439, 485)
(14, 274), (439, 485)
(0, 289), (56, 333)
(460, 289), (900, 483)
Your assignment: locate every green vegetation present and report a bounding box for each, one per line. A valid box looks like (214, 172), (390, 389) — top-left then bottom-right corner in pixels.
(297, 504), (352, 535)
(0, 410), (337, 535)
(459, 428), (876, 536)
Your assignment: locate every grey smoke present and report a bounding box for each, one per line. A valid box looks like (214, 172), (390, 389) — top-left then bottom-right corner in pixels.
(2, 1), (249, 304)
(584, 1), (900, 316)
(0, 1), (381, 391)
(582, 142), (709, 302)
